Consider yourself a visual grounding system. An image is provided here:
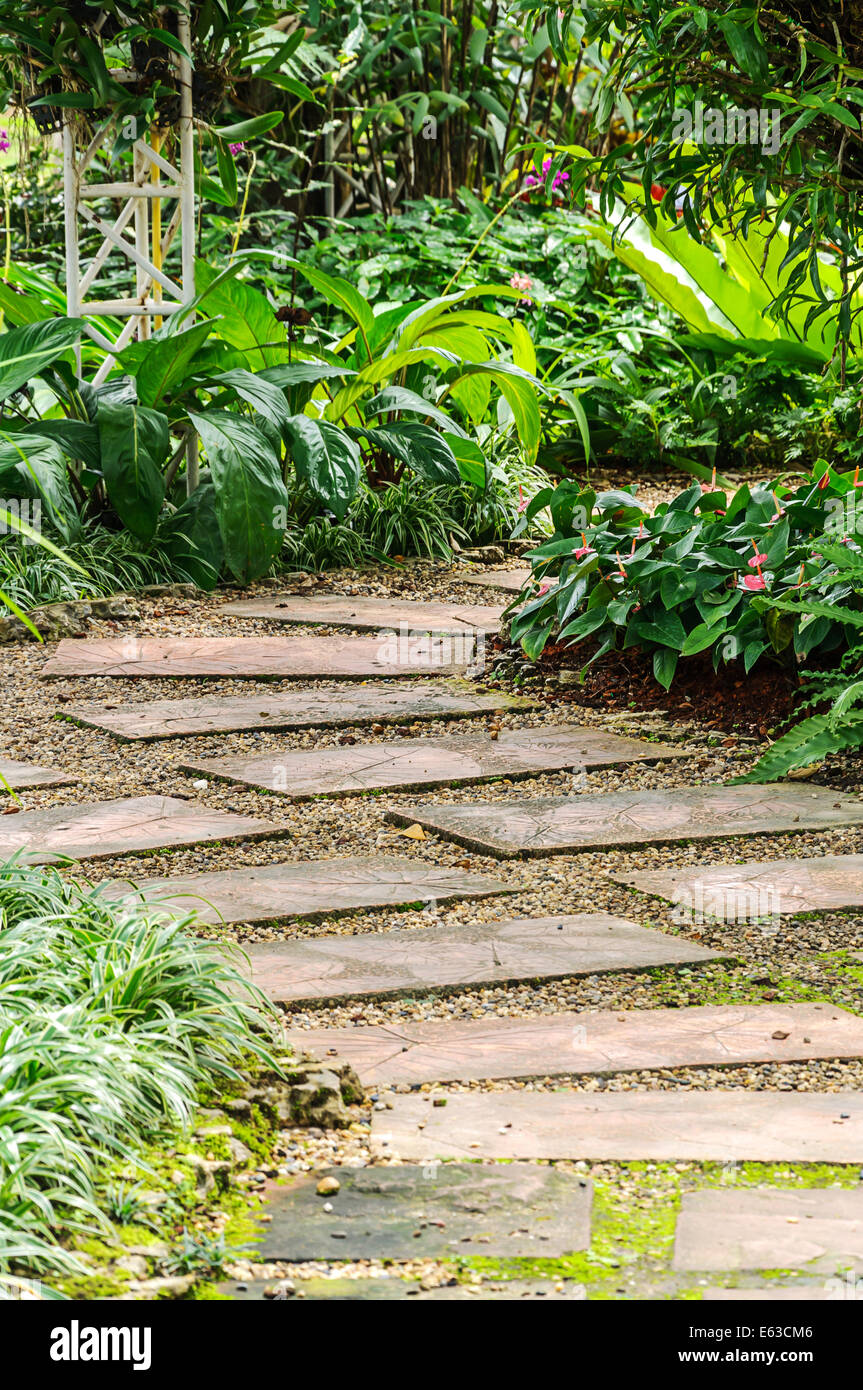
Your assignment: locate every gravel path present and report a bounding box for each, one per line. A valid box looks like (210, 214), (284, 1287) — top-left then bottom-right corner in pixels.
(6, 559), (863, 1298)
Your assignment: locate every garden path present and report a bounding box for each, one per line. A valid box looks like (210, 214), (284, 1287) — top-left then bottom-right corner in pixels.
(26, 564), (863, 1300)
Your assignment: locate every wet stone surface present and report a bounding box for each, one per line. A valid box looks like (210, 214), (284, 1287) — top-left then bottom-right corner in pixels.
(287, 1002), (863, 1086)
(103, 855), (513, 926)
(256, 1163), (592, 1261)
(221, 594), (505, 634)
(371, 1089), (863, 1163)
(673, 1187), (863, 1274)
(0, 795), (286, 866)
(42, 635), (477, 681)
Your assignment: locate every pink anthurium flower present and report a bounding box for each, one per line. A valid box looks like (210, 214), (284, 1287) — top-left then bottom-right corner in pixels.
(748, 552), (768, 568)
(743, 573), (767, 591)
(574, 532), (595, 560)
(537, 581), (552, 597)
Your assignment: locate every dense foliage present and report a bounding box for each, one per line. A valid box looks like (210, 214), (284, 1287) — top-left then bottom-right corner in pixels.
(511, 466), (863, 689)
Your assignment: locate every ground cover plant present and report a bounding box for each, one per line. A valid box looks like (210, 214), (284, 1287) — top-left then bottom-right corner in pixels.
(0, 857), (277, 1280)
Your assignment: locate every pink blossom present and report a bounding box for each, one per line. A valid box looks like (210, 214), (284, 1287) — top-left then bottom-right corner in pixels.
(0, 130), (10, 155)
(523, 158), (569, 192)
(743, 574), (766, 591)
(229, 142), (245, 156)
(537, 581), (552, 596)
(509, 272), (533, 294)
(748, 552), (768, 568)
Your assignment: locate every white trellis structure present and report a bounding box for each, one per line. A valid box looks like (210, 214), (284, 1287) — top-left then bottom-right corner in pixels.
(61, 8), (198, 488)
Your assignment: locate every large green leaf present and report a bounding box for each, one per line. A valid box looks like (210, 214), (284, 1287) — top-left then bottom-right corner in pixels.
(351, 422), (461, 485)
(365, 385), (470, 438)
(96, 400), (167, 542)
(161, 482), (223, 590)
(0, 432), (77, 540)
(119, 320), (215, 408)
(193, 261), (285, 368)
(21, 419), (100, 471)
(0, 318), (86, 401)
(189, 410), (288, 582)
(278, 259), (375, 347)
(209, 368), (293, 447)
(450, 363), (543, 461)
(283, 416), (361, 520)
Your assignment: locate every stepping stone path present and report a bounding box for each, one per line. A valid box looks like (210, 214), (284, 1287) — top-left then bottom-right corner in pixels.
(460, 566), (532, 593)
(182, 726), (684, 800)
(41, 580), (863, 1296)
(386, 784), (863, 857)
(256, 1163), (592, 1261)
(222, 1277), (586, 1301)
(0, 795), (285, 866)
(42, 635), (477, 680)
(616, 853), (863, 919)
(242, 912), (722, 1004)
(371, 1091), (863, 1163)
(285, 1002), (863, 1087)
(0, 757), (76, 791)
(63, 681), (536, 741)
(221, 594), (505, 634)
(104, 856), (512, 926)
(672, 1188), (863, 1274)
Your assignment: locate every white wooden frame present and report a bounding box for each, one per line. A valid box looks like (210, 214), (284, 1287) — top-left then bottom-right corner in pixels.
(62, 7), (199, 489)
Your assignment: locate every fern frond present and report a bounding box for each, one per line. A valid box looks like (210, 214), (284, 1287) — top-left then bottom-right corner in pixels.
(735, 711), (863, 783)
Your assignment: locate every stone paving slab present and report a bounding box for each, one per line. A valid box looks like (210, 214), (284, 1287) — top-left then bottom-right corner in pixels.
(62, 682), (537, 742)
(183, 727), (685, 801)
(221, 594), (505, 634)
(104, 855), (513, 926)
(386, 785), (863, 857)
(286, 1002), (863, 1087)
(0, 795), (285, 866)
(0, 757), (76, 791)
(673, 1189), (863, 1274)
(616, 854), (863, 920)
(221, 1277), (586, 1301)
(42, 636), (476, 680)
(460, 567), (532, 593)
(371, 1091), (863, 1162)
(243, 913), (721, 1004)
(257, 1163), (592, 1261)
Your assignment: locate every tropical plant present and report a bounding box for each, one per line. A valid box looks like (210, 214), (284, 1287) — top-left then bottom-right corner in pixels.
(541, 0), (863, 355)
(737, 542), (863, 781)
(509, 464), (863, 688)
(0, 254), (551, 582)
(583, 183), (853, 367)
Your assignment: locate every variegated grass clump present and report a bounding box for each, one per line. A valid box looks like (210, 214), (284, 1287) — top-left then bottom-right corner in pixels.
(0, 857), (278, 1277)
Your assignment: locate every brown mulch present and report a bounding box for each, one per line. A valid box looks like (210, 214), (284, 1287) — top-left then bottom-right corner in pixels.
(496, 638), (797, 739)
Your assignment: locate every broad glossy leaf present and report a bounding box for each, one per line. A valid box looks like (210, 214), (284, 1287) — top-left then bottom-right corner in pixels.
(189, 410), (288, 582)
(120, 320), (215, 407)
(97, 400), (167, 541)
(0, 318), (86, 401)
(283, 415), (361, 520)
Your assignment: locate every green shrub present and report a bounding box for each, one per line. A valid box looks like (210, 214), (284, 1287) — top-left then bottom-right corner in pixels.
(510, 464), (863, 688)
